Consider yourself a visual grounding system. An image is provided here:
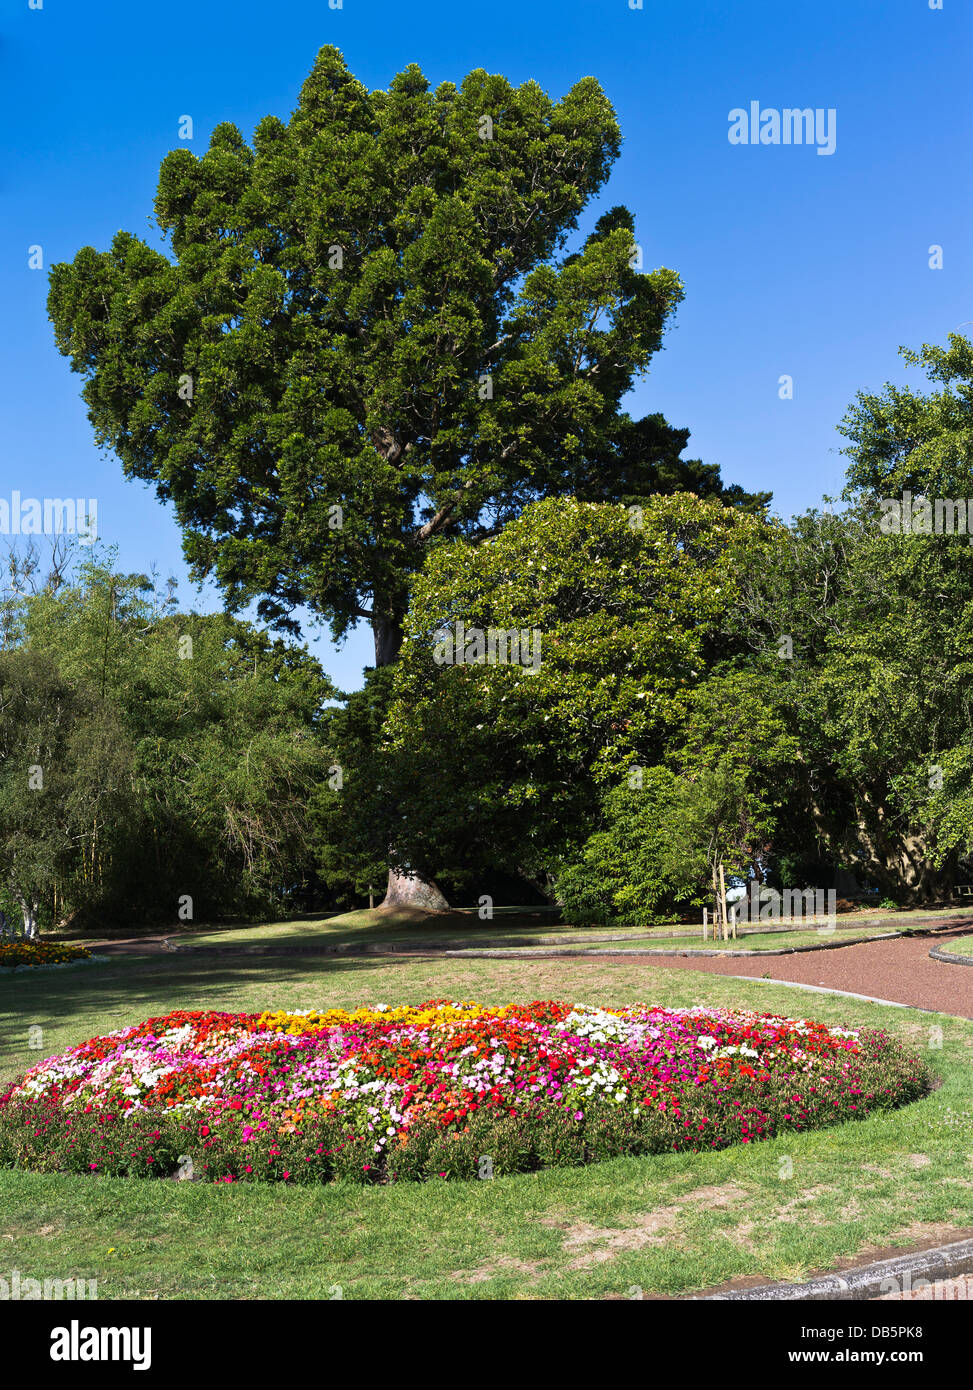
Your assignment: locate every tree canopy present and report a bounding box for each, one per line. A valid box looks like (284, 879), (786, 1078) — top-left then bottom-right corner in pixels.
(363, 493), (777, 893)
(48, 46), (763, 668)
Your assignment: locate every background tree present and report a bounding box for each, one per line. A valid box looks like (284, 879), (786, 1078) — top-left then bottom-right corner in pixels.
(379, 494), (777, 899)
(3, 555), (337, 928)
(559, 671), (799, 927)
(716, 338), (973, 902)
(47, 45), (762, 908)
(311, 668), (394, 910)
(0, 649), (132, 936)
(840, 333), (973, 499)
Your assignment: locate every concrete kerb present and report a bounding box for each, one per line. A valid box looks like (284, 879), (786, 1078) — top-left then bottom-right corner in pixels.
(160, 928), (936, 960)
(929, 945), (973, 967)
(692, 1235), (973, 1301)
(442, 932), (905, 959)
(724, 974), (973, 1020)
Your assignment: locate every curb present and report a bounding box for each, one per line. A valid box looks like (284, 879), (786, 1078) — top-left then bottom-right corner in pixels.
(442, 931), (906, 960)
(693, 1235), (973, 1301)
(726, 974), (973, 1019)
(160, 930), (912, 960)
(930, 945), (973, 967)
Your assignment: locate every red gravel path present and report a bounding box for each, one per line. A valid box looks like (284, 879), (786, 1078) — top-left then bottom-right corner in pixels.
(608, 923), (973, 1018)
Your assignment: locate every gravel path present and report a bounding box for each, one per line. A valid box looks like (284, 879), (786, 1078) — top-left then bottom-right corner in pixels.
(81, 933), (177, 957)
(590, 921), (973, 1018)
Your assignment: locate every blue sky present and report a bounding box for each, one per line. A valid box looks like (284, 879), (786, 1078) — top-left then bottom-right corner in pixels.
(3, 0), (970, 690)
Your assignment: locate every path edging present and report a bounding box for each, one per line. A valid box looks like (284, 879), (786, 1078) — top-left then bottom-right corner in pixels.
(160, 929), (908, 960)
(693, 1235), (973, 1301)
(929, 945), (973, 967)
(726, 973), (973, 1019)
(443, 932), (904, 959)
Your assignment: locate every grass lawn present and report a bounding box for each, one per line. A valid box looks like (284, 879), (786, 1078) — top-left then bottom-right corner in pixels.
(169, 903), (958, 954)
(1, 951), (970, 1300)
(943, 936), (973, 957)
(173, 907), (648, 952)
(552, 927), (897, 953)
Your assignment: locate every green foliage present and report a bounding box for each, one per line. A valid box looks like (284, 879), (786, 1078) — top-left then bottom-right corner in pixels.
(0, 648), (132, 935)
(841, 333), (973, 499)
(311, 668), (393, 907)
(46, 46), (757, 661)
(1, 555), (337, 927)
(559, 672), (800, 926)
(558, 769), (686, 926)
(380, 494), (775, 890)
(829, 342), (973, 886)
(698, 339), (973, 902)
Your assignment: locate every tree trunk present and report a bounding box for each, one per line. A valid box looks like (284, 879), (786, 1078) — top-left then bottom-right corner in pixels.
(373, 613), (404, 668)
(371, 605), (450, 911)
(718, 861), (730, 941)
(15, 892), (40, 939)
(807, 781), (957, 905)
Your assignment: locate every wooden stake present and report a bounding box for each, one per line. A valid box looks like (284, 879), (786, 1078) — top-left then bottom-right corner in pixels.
(719, 863), (729, 942)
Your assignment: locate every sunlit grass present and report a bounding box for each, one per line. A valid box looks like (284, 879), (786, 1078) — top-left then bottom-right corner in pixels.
(1, 951), (968, 1299)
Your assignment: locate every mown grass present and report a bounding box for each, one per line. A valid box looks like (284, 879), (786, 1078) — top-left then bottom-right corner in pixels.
(173, 904), (958, 953)
(177, 908), (642, 951)
(943, 936), (973, 957)
(0, 951), (969, 1300)
(497, 928), (897, 953)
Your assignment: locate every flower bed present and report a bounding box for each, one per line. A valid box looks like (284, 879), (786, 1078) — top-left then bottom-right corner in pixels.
(0, 1000), (931, 1183)
(0, 939), (93, 970)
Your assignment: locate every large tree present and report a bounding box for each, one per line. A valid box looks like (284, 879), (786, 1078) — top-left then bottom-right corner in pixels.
(47, 46), (758, 907)
(715, 338), (973, 902)
(371, 494), (776, 896)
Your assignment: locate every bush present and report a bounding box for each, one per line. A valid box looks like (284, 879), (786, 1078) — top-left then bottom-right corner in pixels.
(556, 861), (616, 927)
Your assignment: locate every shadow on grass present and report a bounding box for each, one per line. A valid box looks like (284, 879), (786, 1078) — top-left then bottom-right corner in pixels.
(0, 953), (427, 1084)
(4, 951), (403, 1014)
